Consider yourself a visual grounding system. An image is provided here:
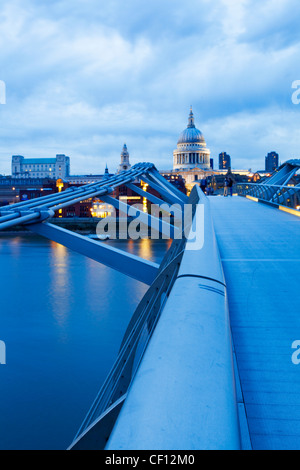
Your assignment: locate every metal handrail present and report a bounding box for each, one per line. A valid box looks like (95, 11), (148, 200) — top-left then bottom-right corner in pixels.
(104, 185), (242, 451)
(238, 182), (300, 191)
(69, 188), (199, 450)
(236, 182), (300, 210)
(69, 239), (187, 450)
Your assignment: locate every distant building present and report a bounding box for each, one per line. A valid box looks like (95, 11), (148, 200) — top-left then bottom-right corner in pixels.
(12, 154), (70, 179)
(219, 152), (231, 170)
(0, 176), (56, 205)
(65, 164), (114, 185)
(265, 152), (279, 173)
(118, 144), (131, 173)
(66, 169), (113, 185)
(160, 173), (187, 194)
(164, 110), (252, 194)
(173, 107), (211, 171)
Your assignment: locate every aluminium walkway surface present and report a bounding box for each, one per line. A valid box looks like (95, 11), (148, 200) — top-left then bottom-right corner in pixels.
(209, 196), (300, 450)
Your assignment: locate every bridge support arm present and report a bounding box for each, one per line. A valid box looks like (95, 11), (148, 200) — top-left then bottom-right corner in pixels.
(29, 222), (159, 285)
(125, 183), (183, 220)
(139, 175), (185, 207)
(100, 195), (180, 239)
(147, 169), (189, 203)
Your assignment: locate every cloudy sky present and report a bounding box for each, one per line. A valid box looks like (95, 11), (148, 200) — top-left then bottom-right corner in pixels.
(0, 0), (300, 175)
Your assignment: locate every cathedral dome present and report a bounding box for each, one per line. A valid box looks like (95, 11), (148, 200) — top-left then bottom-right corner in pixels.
(177, 127), (205, 144)
(173, 107), (211, 171)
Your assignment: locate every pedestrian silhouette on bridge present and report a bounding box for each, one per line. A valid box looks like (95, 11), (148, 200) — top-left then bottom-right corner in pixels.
(224, 177), (229, 197)
(200, 178), (207, 194)
(228, 177), (233, 197)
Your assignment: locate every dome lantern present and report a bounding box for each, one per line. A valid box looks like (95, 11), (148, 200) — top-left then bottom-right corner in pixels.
(187, 106), (195, 129)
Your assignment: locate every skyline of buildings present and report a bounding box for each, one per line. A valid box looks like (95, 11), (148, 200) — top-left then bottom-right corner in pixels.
(6, 108), (281, 179)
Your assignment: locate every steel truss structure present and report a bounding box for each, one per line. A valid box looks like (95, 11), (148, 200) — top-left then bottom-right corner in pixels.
(0, 163), (244, 450)
(237, 160), (300, 209)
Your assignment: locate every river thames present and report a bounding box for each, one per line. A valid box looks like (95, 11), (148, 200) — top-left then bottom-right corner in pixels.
(0, 233), (170, 450)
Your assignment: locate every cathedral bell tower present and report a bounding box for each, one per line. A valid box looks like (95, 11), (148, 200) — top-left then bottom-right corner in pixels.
(118, 144), (131, 173)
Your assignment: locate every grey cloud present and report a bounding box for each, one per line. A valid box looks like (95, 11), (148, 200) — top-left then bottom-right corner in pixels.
(0, 0), (299, 175)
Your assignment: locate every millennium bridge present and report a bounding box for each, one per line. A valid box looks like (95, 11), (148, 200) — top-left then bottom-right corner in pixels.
(0, 160), (300, 450)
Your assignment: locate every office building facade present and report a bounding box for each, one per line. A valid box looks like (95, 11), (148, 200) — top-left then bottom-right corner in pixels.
(219, 152), (231, 170)
(12, 154), (70, 179)
(265, 152), (279, 173)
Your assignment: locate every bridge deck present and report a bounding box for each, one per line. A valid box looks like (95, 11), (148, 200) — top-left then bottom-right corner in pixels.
(209, 196), (300, 450)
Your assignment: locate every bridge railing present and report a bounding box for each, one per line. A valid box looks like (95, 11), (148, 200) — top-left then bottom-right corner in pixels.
(236, 182), (300, 210)
(68, 189), (200, 451)
(68, 238), (187, 451)
(72, 186), (243, 451)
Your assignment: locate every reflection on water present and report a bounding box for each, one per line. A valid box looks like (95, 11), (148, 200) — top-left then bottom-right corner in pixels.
(49, 242), (71, 336)
(0, 233), (169, 450)
(138, 238), (152, 259)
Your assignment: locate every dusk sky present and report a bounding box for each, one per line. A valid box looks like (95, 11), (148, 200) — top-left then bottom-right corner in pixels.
(0, 0), (300, 175)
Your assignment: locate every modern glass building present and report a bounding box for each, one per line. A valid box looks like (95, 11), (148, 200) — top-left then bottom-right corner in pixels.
(219, 152), (231, 170)
(265, 152), (279, 173)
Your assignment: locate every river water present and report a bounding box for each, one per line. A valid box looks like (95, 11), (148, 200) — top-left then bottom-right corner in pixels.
(0, 233), (170, 450)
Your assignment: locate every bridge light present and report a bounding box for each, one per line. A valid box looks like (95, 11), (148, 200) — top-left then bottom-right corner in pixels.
(56, 180), (64, 192)
(141, 181), (148, 213)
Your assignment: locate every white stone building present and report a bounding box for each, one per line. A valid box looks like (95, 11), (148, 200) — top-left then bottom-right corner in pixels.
(173, 107), (211, 171)
(12, 154), (70, 179)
